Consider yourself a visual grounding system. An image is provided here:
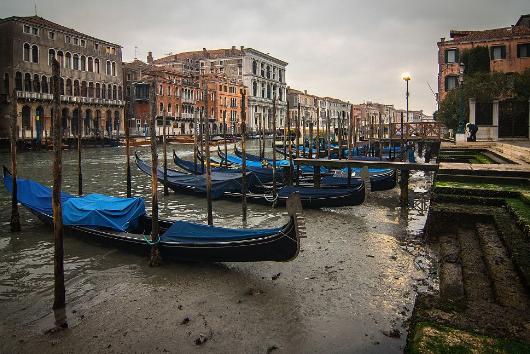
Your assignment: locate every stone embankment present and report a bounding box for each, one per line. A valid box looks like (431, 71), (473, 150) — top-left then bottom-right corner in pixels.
(406, 141), (530, 353)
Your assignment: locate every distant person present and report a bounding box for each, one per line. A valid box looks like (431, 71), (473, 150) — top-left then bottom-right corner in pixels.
(466, 123), (478, 142)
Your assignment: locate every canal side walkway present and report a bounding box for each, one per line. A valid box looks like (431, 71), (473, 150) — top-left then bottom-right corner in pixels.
(406, 140), (530, 353)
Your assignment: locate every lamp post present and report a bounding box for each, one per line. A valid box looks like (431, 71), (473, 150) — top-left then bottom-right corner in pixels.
(457, 62), (465, 134)
(402, 74), (410, 160)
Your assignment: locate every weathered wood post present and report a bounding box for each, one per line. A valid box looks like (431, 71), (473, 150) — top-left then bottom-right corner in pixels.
(51, 59), (66, 320)
(400, 169), (409, 206)
(204, 83), (213, 226)
(149, 78), (161, 266)
(308, 121), (313, 160)
(223, 111), (227, 168)
(258, 109), (263, 160)
(316, 104), (321, 158)
(77, 102), (83, 196)
(125, 95), (132, 198)
(241, 89), (247, 221)
(287, 101), (293, 185)
(163, 110), (169, 196)
(378, 112), (383, 161)
(10, 89), (21, 232)
(272, 96), (277, 206)
(347, 107), (353, 188)
(199, 108), (205, 174)
(327, 109), (331, 160)
(193, 108), (198, 173)
(295, 103), (300, 186)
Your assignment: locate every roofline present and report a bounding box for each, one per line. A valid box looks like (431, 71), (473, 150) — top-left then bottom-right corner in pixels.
(243, 48), (289, 66)
(0, 15), (122, 48)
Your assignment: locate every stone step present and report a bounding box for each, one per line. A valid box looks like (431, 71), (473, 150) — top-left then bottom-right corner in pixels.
(476, 223), (530, 308)
(438, 233), (465, 303)
(457, 228), (496, 303)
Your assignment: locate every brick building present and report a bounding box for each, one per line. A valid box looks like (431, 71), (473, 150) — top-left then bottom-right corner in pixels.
(437, 14), (530, 140)
(0, 16), (125, 139)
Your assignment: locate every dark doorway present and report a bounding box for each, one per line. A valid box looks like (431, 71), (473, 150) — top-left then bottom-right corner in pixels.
(499, 99), (529, 138)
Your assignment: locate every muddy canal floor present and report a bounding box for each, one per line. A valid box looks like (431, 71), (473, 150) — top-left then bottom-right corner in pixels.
(1, 187), (434, 354)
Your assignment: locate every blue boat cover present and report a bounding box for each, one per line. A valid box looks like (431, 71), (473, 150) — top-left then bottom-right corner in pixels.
(161, 220), (283, 243)
(225, 153), (326, 173)
(3, 175), (146, 231)
(3, 175), (74, 215)
(136, 156), (263, 198)
(175, 152), (282, 184)
(62, 194), (146, 231)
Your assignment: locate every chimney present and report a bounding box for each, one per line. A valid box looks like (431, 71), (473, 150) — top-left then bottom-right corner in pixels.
(304, 90), (307, 95)
(240, 45), (245, 51)
(147, 51), (153, 64)
(440, 37), (445, 42)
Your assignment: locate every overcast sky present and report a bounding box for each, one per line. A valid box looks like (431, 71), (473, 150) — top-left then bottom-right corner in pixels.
(2, 0), (528, 115)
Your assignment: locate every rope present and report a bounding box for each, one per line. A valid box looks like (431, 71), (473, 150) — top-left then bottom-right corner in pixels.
(143, 234), (161, 245)
(264, 192), (278, 203)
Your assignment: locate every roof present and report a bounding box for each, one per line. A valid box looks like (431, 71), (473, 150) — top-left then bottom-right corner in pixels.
(0, 15), (121, 47)
(445, 26), (530, 44)
(154, 47), (245, 64)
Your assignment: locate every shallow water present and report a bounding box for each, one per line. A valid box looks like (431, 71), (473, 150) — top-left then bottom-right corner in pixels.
(0, 141), (436, 354)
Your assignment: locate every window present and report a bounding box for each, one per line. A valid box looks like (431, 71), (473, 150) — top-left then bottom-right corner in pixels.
(112, 62), (116, 76)
(65, 36), (71, 44)
(65, 52), (72, 68)
(23, 43), (30, 61)
(42, 76), (48, 94)
(106, 61), (111, 75)
(445, 75), (458, 91)
(33, 74), (40, 92)
(252, 60), (257, 75)
(279, 69), (283, 82)
(80, 39), (86, 47)
(94, 42), (99, 50)
(23, 25), (30, 34)
(490, 45), (506, 60)
(94, 58), (100, 73)
(159, 85), (163, 95)
(31, 27), (38, 36)
(73, 38), (79, 45)
(31, 45), (39, 63)
(261, 63), (265, 77)
(210, 61), (214, 67)
(168, 86), (171, 96)
(80, 56), (86, 71)
(49, 31), (55, 40)
(88, 57), (94, 72)
(517, 43), (530, 58)
(73, 54), (79, 70)
(106, 47), (110, 54)
(48, 49), (56, 64)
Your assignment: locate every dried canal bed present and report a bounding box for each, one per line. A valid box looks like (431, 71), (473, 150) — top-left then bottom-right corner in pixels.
(0, 145), (435, 354)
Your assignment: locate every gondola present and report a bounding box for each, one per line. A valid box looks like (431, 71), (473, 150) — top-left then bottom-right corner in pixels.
(136, 154), (366, 209)
(173, 150), (280, 184)
(3, 166), (303, 262)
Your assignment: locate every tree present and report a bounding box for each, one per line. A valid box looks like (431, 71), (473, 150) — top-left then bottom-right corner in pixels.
(461, 46), (490, 75)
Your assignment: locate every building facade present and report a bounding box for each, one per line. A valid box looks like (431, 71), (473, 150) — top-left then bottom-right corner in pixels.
(0, 16), (125, 139)
(154, 46), (288, 134)
(437, 17), (530, 102)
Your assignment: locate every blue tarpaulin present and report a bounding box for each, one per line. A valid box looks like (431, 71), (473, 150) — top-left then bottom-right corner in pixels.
(3, 175), (146, 232)
(161, 220), (283, 243)
(63, 194), (146, 231)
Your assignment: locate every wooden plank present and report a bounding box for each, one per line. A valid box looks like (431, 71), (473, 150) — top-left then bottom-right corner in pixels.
(294, 158), (439, 171)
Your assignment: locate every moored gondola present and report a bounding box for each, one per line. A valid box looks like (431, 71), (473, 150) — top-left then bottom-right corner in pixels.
(3, 166), (303, 262)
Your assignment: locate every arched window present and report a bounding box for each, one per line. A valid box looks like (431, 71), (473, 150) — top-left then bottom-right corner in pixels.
(24, 73), (31, 91)
(266, 65), (271, 79)
(112, 85), (117, 100)
(107, 85), (112, 100)
(66, 79), (73, 95)
(159, 102), (163, 114)
(32, 45), (39, 63)
(112, 62), (116, 76)
(48, 49), (55, 65)
(95, 83), (100, 98)
(73, 54), (79, 70)
(23, 43), (30, 61)
(252, 60), (257, 75)
(88, 82), (94, 98)
(261, 82), (265, 98)
(41, 76), (48, 94)
(57, 51), (64, 67)
(88, 57), (93, 72)
(60, 78), (65, 95)
(279, 69), (283, 83)
(106, 61), (111, 75)
(101, 83), (106, 99)
(261, 63), (265, 77)
(94, 58), (100, 73)
(81, 81), (87, 97)
(252, 81), (257, 97)
(33, 74), (40, 92)
(267, 84), (271, 99)
(80, 56), (86, 71)
(65, 52), (71, 68)
(15, 72), (22, 91)
(168, 103), (172, 116)
(118, 86), (122, 100)
(114, 111), (120, 130)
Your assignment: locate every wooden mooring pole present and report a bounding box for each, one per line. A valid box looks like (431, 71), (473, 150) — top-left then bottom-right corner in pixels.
(272, 96), (277, 206)
(77, 102), (83, 196)
(241, 89), (247, 222)
(204, 84), (213, 226)
(163, 110), (169, 196)
(125, 98), (132, 198)
(400, 169), (409, 206)
(51, 59), (66, 321)
(10, 89), (21, 232)
(149, 78), (161, 266)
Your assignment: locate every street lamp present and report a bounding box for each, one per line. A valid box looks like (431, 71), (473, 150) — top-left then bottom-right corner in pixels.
(457, 62), (465, 134)
(402, 74), (410, 160)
